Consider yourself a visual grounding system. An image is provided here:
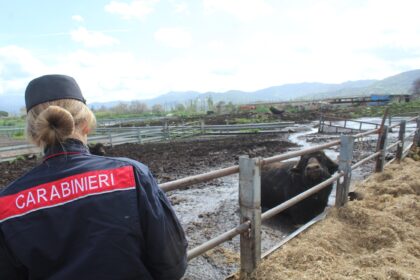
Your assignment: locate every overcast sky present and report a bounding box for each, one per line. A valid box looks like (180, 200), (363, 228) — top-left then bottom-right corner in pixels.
(1, 0), (419, 103)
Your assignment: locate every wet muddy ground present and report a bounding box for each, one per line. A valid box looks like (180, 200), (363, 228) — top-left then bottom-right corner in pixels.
(0, 133), (298, 279)
(0, 119), (409, 280)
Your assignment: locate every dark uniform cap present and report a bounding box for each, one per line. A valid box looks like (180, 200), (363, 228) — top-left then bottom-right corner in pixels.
(25, 74), (86, 112)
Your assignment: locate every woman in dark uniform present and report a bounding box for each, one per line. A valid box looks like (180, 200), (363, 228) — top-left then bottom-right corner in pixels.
(0, 74), (187, 280)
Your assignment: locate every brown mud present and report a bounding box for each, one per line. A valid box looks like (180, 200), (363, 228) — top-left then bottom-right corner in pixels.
(1, 133), (294, 189)
(0, 133), (296, 280)
(1, 120), (414, 279)
(116, 110), (322, 127)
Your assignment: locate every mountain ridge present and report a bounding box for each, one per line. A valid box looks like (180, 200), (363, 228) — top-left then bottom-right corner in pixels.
(1, 69), (419, 114)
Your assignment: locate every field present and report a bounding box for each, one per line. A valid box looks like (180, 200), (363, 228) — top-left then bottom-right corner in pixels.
(0, 133), (295, 188)
(0, 127), (387, 279)
(0, 111), (418, 279)
(0, 133), (299, 279)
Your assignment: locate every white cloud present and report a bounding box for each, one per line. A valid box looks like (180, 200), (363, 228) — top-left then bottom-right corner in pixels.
(3, 0), (420, 105)
(50, 50), (159, 102)
(154, 27), (192, 48)
(70, 27), (120, 48)
(203, 0), (273, 21)
(105, 0), (158, 20)
(71, 15), (84, 22)
(207, 40), (225, 51)
(173, 1), (189, 14)
(0, 46), (48, 94)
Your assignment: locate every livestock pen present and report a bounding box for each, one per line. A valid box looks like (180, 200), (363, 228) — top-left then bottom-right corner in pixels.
(0, 121), (292, 161)
(0, 115), (418, 279)
(157, 115), (420, 279)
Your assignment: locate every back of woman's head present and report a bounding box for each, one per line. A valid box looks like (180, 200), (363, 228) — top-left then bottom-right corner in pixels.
(26, 99), (96, 148)
(24, 75), (96, 148)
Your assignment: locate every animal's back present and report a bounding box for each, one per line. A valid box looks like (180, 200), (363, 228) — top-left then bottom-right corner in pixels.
(261, 161), (297, 210)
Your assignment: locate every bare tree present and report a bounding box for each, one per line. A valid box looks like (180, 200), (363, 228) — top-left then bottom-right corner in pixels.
(113, 102), (129, 114)
(152, 104), (164, 114)
(128, 101), (148, 113)
(175, 103), (185, 112)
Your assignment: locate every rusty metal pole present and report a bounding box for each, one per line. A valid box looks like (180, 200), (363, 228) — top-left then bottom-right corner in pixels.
(336, 135), (354, 207)
(375, 125), (388, 172)
(396, 120), (406, 162)
(239, 156), (261, 279)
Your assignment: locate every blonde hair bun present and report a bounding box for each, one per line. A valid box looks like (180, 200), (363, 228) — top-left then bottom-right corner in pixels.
(34, 105), (75, 145)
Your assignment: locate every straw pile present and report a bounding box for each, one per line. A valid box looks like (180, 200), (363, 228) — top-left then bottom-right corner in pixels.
(235, 157), (420, 279)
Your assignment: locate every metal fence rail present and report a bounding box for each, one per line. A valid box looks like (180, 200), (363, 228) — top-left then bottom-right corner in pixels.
(319, 115), (381, 133)
(0, 121), (294, 161)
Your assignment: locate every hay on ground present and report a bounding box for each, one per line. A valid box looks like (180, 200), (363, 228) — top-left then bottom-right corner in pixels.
(234, 158), (420, 280)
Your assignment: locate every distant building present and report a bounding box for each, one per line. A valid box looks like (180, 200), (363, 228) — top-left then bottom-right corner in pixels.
(369, 95), (390, 106)
(239, 105), (256, 111)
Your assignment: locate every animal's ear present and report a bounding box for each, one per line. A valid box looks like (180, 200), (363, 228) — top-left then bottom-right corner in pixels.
(292, 155), (309, 173)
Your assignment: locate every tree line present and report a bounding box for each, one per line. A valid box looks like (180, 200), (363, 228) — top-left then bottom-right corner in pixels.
(91, 96), (239, 116)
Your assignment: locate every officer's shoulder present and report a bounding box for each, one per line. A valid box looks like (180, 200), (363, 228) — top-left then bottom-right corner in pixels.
(95, 155), (150, 175)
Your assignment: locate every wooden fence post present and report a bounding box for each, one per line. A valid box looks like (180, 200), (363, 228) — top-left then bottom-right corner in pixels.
(375, 125), (388, 172)
(388, 115), (393, 132)
(414, 119), (420, 147)
(137, 128), (142, 144)
(164, 122), (170, 140)
(239, 156), (261, 279)
(336, 135), (354, 207)
(200, 120), (205, 135)
(318, 115), (324, 133)
(108, 131), (113, 148)
(396, 120), (406, 162)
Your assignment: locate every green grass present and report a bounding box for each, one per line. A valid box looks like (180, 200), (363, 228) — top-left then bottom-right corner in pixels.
(11, 130), (25, 140)
(0, 117), (25, 127)
(346, 100), (420, 118)
(233, 114), (271, 124)
(239, 129), (261, 133)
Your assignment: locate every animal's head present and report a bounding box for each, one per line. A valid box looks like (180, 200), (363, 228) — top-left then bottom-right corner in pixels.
(291, 151), (338, 181)
(88, 143), (106, 156)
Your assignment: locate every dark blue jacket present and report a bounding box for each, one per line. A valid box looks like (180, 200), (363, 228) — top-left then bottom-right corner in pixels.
(0, 139), (188, 279)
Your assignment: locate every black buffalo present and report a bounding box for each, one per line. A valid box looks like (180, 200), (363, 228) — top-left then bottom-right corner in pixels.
(269, 106), (284, 115)
(88, 143), (106, 156)
(261, 151), (338, 224)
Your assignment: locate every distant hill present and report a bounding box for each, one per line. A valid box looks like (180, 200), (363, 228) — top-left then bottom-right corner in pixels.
(2, 69), (420, 114)
(89, 80), (383, 109)
(365, 69), (420, 95)
(301, 69), (420, 99)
